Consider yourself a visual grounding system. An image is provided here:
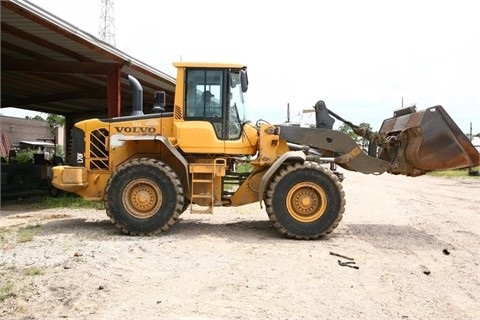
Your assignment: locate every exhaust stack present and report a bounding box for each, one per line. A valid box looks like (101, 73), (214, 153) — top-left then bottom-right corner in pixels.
(128, 75), (144, 116)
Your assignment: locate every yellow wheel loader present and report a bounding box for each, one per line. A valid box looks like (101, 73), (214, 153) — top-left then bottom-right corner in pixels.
(51, 62), (479, 239)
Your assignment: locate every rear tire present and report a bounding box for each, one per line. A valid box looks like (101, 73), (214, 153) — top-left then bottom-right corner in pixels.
(105, 158), (184, 235)
(265, 162), (345, 240)
(49, 186), (61, 198)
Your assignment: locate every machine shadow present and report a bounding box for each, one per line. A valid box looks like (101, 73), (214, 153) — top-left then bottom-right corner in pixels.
(38, 216), (292, 241)
(344, 223), (449, 250)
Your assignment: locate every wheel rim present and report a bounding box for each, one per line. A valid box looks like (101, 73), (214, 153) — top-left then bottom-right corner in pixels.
(286, 182), (327, 222)
(122, 178), (162, 219)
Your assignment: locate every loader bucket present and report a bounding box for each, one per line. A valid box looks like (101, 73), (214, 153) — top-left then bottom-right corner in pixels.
(378, 105), (480, 176)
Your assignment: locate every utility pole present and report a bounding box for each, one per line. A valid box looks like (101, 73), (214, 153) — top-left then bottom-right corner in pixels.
(99, 0), (116, 46)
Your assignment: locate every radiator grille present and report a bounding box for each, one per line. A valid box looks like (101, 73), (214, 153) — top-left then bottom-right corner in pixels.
(89, 128), (109, 170)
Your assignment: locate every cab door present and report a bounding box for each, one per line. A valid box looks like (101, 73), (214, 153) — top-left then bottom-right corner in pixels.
(177, 68), (244, 154)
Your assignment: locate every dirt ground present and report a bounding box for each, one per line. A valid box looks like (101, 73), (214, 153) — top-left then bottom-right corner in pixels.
(0, 170), (479, 320)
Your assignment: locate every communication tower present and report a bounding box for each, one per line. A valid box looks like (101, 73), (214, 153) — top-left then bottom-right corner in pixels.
(99, 0), (116, 46)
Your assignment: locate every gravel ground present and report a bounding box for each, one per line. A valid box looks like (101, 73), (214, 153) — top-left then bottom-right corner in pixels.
(1, 170), (479, 320)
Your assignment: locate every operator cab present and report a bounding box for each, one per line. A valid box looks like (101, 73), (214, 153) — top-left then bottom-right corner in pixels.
(183, 66), (248, 140)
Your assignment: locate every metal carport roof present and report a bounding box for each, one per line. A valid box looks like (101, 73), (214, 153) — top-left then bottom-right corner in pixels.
(1, 0), (176, 120)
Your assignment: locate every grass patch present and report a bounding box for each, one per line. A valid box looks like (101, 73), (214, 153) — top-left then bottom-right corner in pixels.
(428, 167), (480, 178)
(2, 193), (104, 211)
(0, 229), (8, 246)
(17, 223), (42, 242)
(24, 267), (44, 276)
(34, 194), (104, 210)
(0, 281), (15, 302)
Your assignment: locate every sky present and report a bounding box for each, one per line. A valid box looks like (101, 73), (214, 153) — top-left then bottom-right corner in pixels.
(2, 0), (480, 134)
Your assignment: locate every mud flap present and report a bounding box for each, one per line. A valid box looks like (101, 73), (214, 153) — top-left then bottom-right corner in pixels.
(378, 105), (480, 175)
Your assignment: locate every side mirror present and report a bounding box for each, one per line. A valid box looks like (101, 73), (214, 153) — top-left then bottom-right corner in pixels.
(240, 69), (248, 93)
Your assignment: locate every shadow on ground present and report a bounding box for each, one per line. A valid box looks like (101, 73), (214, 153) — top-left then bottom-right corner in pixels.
(345, 223), (448, 250)
(36, 216), (289, 243)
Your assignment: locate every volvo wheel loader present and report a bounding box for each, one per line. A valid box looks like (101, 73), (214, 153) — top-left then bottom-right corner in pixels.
(51, 62), (480, 240)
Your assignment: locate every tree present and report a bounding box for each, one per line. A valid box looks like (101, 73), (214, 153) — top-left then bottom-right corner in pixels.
(357, 122), (373, 151)
(46, 114), (65, 135)
(338, 122), (373, 151)
(338, 123), (355, 138)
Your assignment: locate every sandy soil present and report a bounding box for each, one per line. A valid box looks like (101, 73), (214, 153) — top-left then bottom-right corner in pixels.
(1, 171), (479, 320)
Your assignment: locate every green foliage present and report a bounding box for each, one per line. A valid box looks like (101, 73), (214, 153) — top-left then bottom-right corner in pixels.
(36, 194), (104, 210)
(338, 122), (373, 151)
(17, 223), (42, 242)
(32, 115), (45, 121)
(428, 167), (480, 178)
(54, 144), (65, 160)
(358, 122), (373, 132)
(4, 194), (104, 211)
(46, 113), (65, 135)
(0, 281), (14, 302)
(24, 267), (45, 276)
(338, 123), (355, 138)
(14, 150), (34, 164)
(0, 229), (7, 246)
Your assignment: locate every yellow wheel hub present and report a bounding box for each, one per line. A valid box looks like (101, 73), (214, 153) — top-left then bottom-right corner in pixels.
(123, 178), (162, 219)
(286, 182), (327, 222)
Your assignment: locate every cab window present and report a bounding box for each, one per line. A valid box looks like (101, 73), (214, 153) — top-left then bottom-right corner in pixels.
(185, 69), (223, 119)
(185, 68), (243, 140)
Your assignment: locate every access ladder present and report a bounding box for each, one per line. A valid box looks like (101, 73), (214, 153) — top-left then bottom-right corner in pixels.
(189, 158), (226, 214)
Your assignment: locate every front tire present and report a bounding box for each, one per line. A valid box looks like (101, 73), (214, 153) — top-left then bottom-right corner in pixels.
(105, 158), (184, 236)
(265, 162), (345, 240)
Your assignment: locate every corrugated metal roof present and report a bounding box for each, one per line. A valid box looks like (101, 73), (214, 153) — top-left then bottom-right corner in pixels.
(1, 0), (176, 118)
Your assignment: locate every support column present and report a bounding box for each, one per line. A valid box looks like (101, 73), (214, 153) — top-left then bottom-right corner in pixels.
(107, 66), (121, 117)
